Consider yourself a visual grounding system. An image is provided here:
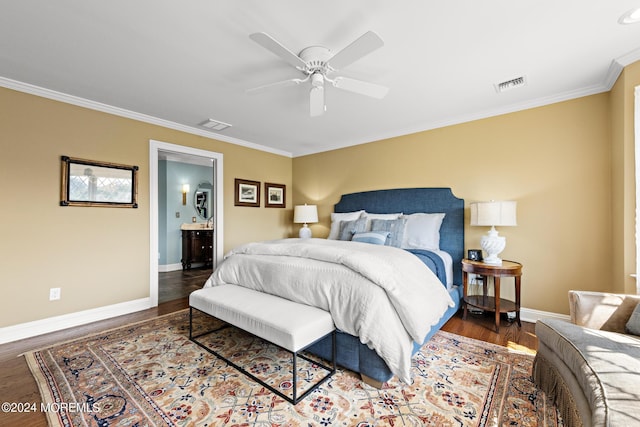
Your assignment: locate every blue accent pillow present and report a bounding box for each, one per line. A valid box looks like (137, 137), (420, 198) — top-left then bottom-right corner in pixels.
(625, 304), (640, 336)
(370, 217), (407, 247)
(352, 231), (391, 245)
(338, 217), (367, 240)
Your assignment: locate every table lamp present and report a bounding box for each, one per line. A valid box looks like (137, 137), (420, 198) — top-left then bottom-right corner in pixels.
(294, 204), (318, 238)
(470, 200), (517, 265)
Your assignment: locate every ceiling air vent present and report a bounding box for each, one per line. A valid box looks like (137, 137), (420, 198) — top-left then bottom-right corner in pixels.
(199, 118), (232, 131)
(495, 76), (527, 93)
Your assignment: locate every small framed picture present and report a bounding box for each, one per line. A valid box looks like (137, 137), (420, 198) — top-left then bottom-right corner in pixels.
(264, 183), (286, 208)
(468, 249), (483, 261)
(234, 178), (260, 207)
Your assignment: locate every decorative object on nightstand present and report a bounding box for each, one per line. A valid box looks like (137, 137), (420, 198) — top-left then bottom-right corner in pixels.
(467, 249), (483, 261)
(470, 200), (517, 265)
(294, 204), (318, 238)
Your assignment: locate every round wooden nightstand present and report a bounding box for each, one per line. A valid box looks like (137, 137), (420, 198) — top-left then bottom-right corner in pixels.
(461, 259), (522, 333)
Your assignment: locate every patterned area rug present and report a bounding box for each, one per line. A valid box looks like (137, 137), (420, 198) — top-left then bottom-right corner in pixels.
(26, 309), (561, 426)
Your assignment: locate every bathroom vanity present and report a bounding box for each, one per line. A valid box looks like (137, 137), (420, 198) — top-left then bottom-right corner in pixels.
(181, 224), (213, 270)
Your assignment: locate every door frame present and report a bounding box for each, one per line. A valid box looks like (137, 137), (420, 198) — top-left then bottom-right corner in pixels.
(149, 139), (224, 306)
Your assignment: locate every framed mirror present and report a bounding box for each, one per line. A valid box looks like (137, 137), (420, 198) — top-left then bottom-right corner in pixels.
(194, 181), (213, 219)
(60, 156), (138, 208)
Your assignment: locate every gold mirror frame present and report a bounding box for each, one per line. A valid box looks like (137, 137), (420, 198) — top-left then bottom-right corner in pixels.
(60, 156), (139, 208)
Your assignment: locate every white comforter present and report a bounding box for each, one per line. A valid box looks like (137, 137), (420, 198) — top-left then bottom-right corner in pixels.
(204, 238), (454, 383)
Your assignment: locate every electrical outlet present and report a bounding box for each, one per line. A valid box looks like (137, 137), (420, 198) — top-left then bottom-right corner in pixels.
(175, 212), (180, 218)
(49, 287), (61, 301)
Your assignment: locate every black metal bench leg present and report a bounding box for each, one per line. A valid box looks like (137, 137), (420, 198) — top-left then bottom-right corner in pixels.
(292, 351), (298, 404)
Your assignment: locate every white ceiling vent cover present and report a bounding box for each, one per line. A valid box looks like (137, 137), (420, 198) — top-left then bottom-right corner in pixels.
(495, 76), (527, 93)
(199, 118), (232, 131)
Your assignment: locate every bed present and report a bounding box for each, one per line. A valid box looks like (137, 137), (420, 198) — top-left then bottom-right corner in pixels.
(204, 187), (464, 386)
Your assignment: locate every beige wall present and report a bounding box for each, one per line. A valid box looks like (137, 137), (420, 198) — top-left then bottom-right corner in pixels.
(611, 61), (640, 294)
(0, 87), (292, 328)
(293, 94), (613, 315)
(3, 59), (639, 328)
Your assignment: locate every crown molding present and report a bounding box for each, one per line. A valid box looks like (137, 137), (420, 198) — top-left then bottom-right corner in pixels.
(603, 60), (625, 91)
(616, 45), (640, 68)
(292, 82), (611, 157)
(601, 46), (640, 91)
(4, 51), (635, 159)
(293, 51), (640, 157)
(0, 76), (292, 158)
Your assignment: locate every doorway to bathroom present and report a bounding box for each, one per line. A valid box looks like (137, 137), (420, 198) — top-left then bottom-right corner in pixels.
(149, 140), (224, 306)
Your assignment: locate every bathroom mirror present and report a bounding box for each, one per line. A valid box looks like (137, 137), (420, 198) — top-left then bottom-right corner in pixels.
(194, 181), (213, 219)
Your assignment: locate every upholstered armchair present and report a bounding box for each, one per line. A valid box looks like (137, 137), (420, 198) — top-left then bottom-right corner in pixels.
(568, 289), (640, 332)
(533, 290), (640, 427)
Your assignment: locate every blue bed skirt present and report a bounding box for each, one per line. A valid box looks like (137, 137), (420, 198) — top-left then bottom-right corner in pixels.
(307, 285), (462, 383)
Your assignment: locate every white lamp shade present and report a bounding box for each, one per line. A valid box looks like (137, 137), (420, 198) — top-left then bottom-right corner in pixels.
(470, 201), (517, 227)
(293, 204), (318, 224)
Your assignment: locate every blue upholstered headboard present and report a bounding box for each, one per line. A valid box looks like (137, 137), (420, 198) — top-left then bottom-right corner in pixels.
(334, 188), (465, 285)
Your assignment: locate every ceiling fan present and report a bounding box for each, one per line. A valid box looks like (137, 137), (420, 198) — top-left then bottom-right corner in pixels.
(247, 31), (389, 117)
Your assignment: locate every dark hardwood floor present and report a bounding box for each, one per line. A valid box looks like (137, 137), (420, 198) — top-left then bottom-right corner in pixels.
(442, 311), (538, 353)
(158, 266), (212, 303)
(0, 276), (538, 427)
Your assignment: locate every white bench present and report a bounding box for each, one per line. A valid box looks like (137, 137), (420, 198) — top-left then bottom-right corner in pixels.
(189, 284), (336, 404)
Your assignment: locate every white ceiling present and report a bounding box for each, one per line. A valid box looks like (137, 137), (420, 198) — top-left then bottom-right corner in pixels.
(2, 1), (640, 157)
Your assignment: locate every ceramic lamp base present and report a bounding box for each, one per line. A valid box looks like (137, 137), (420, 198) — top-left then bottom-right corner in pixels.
(299, 224), (312, 239)
(480, 226), (506, 265)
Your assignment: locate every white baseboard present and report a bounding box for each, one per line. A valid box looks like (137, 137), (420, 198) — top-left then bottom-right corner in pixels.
(521, 307), (570, 323)
(465, 306), (568, 325)
(0, 300), (569, 346)
(0, 298), (153, 345)
(158, 263), (183, 272)
(158, 263), (207, 272)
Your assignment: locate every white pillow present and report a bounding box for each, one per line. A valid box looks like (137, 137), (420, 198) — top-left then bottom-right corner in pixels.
(328, 210), (365, 239)
(400, 213), (446, 250)
(363, 212), (402, 231)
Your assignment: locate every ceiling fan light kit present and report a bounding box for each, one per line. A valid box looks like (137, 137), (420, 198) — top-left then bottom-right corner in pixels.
(310, 86), (326, 116)
(248, 31), (389, 117)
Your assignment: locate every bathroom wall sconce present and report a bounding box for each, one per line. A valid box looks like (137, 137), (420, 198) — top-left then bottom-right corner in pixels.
(182, 184), (190, 205)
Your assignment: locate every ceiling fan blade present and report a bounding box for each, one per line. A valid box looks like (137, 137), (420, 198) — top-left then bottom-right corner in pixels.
(326, 31), (384, 71)
(249, 32), (308, 70)
(309, 86), (325, 117)
(333, 76), (389, 99)
(246, 78), (306, 95)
